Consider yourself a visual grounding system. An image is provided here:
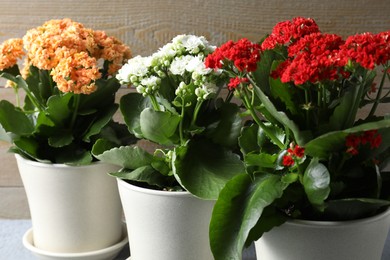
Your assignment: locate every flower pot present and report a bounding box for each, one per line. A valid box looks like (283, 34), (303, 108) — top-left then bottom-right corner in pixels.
(15, 154), (124, 253)
(255, 208), (390, 260)
(117, 179), (215, 260)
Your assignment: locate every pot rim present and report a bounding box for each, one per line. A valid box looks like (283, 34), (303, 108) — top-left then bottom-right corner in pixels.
(116, 178), (199, 198)
(14, 154), (108, 169)
(286, 207), (390, 227)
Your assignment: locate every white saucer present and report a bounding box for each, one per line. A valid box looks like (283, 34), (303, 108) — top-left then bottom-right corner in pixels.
(23, 224), (128, 260)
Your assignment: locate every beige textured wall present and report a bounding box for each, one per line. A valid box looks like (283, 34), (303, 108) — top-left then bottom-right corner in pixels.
(0, 0), (389, 56)
(0, 0), (389, 218)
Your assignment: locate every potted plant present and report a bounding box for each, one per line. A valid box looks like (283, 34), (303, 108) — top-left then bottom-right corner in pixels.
(92, 34), (245, 259)
(0, 18), (133, 257)
(204, 17), (390, 260)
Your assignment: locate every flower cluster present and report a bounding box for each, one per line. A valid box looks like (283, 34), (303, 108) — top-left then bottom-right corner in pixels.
(271, 33), (347, 85)
(282, 143), (305, 167)
(0, 39), (24, 71)
(117, 34), (218, 103)
(204, 38), (261, 73)
(345, 130), (383, 155)
(260, 17), (319, 50)
(3, 18), (131, 94)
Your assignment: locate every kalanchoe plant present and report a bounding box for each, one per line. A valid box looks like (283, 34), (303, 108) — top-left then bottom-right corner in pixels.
(92, 34), (245, 199)
(205, 17), (390, 259)
(0, 19), (133, 165)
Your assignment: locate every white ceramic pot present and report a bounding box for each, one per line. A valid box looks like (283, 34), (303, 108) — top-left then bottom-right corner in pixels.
(117, 179), (215, 260)
(255, 208), (390, 260)
(15, 154), (124, 253)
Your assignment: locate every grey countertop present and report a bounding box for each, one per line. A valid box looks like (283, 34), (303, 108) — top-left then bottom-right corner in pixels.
(1, 219), (389, 260)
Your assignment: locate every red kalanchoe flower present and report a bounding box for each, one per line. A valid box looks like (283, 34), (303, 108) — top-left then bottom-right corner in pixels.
(282, 155), (295, 167)
(345, 130), (382, 155)
(340, 31), (390, 69)
(261, 17), (320, 50)
(293, 145), (305, 158)
(205, 38), (261, 73)
(227, 77), (249, 90)
(271, 33), (346, 85)
(283, 144), (305, 167)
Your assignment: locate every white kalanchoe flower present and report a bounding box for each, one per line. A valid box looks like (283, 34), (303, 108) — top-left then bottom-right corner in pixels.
(170, 55), (193, 76)
(154, 42), (179, 66)
(181, 35), (206, 54)
(175, 81), (191, 98)
(195, 82), (218, 101)
(186, 56), (212, 75)
(116, 55), (152, 85)
(138, 76), (161, 96)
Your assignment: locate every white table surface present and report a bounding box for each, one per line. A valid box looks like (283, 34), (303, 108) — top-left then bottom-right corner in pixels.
(1, 219), (389, 260)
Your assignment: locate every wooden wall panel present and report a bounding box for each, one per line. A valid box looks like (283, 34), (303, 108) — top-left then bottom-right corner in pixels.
(0, 0), (388, 56)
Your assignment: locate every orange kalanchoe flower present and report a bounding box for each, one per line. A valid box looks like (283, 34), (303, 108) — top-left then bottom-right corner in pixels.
(16, 18), (131, 95)
(51, 51), (101, 94)
(0, 38), (25, 70)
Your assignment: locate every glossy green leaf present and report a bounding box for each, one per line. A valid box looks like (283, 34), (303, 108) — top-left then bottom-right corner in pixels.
(303, 158), (330, 208)
(239, 124), (260, 155)
(251, 82), (310, 145)
(140, 108), (180, 145)
(93, 144), (153, 170)
(172, 138), (245, 199)
(48, 131), (73, 147)
(305, 119), (390, 159)
(109, 166), (168, 187)
(210, 173), (287, 260)
(82, 104), (118, 142)
(245, 152), (277, 168)
(45, 93), (73, 126)
(205, 102), (242, 148)
(120, 92), (151, 138)
(324, 198), (390, 220)
(0, 100), (34, 136)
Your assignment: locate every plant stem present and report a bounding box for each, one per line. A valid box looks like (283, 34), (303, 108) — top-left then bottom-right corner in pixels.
(149, 94), (161, 111)
(368, 67), (388, 117)
(70, 94), (80, 129)
(191, 100), (203, 127)
(13, 86), (20, 108)
(179, 99), (186, 145)
(241, 86), (284, 149)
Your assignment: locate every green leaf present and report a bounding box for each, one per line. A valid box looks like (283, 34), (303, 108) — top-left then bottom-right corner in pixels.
(120, 92), (151, 138)
(305, 119), (390, 159)
(205, 102), (242, 148)
(55, 147), (92, 165)
(245, 152), (277, 168)
(324, 198), (390, 220)
(78, 77), (120, 110)
(210, 173), (287, 260)
(48, 131), (73, 147)
(329, 85), (361, 130)
(45, 93), (73, 125)
(172, 138), (245, 199)
(82, 104), (118, 142)
(140, 108), (180, 145)
(109, 166), (168, 187)
(13, 136), (40, 160)
(251, 81), (310, 145)
(239, 124), (260, 155)
(93, 144), (153, 170)
(0, 100), (34, 136)
(303, 158), (330, 208)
